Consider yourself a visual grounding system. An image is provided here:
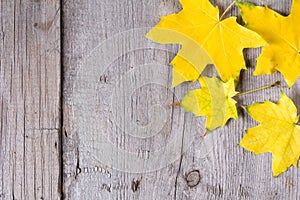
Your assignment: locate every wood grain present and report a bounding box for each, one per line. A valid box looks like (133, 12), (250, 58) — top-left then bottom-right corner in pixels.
(0, 0), (61, 199)
(61, 0), (300, 199)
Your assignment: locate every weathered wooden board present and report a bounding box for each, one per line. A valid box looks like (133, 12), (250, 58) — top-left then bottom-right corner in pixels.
(62, 0), (300, 199)
(0, 0), (61, 199)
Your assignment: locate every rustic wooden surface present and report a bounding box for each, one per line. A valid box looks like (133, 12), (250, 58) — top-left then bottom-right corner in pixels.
(0, 0), (61, 199)
(62, 0), (300, 199)
(2, 0), (300, 199)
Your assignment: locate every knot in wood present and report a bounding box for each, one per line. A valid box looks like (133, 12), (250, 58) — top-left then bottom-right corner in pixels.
(185, 170), (201, 188)
(131, 179), (141, 192)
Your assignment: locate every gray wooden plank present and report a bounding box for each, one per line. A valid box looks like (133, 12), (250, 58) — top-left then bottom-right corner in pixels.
(62, 0), (300, 199)
(0, 0), (61, 199)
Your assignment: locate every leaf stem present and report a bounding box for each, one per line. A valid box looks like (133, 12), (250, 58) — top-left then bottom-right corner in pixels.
(220, 1), (236, 21)
(235, 81), (280, 97)
(168, 102), (180, 107)
(201, 129), (208, 137)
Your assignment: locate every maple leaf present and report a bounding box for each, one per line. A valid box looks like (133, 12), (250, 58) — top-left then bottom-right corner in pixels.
(146, 0), (265, 87)
(180, 76), (238, 131)
(240, 93), (300, 176)
(238, 1), (300, 87)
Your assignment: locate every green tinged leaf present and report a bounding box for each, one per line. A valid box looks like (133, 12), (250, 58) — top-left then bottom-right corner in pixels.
(181, 77), (238, 131)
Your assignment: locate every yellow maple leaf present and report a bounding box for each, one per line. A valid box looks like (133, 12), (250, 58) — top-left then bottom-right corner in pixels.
(240, 93), (300, 176)
(180, 76), (238, 131)
(238, 1), (300, 87)
(146, 0), (265, 87)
